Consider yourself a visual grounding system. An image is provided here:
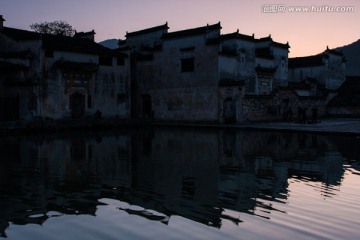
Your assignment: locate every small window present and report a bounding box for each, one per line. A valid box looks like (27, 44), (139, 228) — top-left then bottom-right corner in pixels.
(180, 47), (195, 52)
(117, 93), (126, 104)
(99, 56), (113, 66)
(117, 57), (125, 66)
(45, 50), (54, 58)
(281, 57), (286, 68)
(88, 95), (92, 109)
(181, 58), (194, 72)
(241, 54), (246, 63)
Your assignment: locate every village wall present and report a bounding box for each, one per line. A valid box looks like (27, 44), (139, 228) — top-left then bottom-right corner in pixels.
(221, 37), (256, 94)
(272, 47), (288, 87)
(94, 63), (130, 119)
(136, 33), (221, 122)
(326, 54), (346, 90)
(126, 28), (167, 49)
(41, 52), (94, 119)
(25, 50), (130, 120)
(327, 107), (360, 117)
(148, 86), (219, 121)
(0, 35), (42, 121)
(242, 90), (327, 122)
(218, 86), (244, 123)
(289, 65), (324, 83)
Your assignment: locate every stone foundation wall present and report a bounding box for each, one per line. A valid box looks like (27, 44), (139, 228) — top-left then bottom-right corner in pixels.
(148, 86), (219, 122)
(327, 107), (360, 117)
(242, 90), (327, 122)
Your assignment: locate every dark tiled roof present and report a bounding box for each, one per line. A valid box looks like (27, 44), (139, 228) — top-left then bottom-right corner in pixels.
(272, 41), (290, 49)
(244, 94), (274, 99)
(290, 47), (344, 68)
(0, 60), (27, 70)
(219, 79), (244, 86)
(126, 23), (169, 38)
(0, 50), (33, 59)
(54, 60), (98, 72)
(118, 39), (126, 45)
(140, 43), (162, 52)
(219, 51), (237, 57)
(326, 48), (343, 56)
(221, 31), (255, 42)
(136, 53), (154, 61)
(255, 47), (274, 60)
(1, 27), (111, 55)
(0, 27), (40, 40)
(327, 76), (360, 106)
(323, 46), (344, 57)
(42, 34), (111, 55)
(74, 30), (95, 38)
(118, 45), (131, 51)
(289, 55), (324, 68)
(255, 65), (277, 74)
(287, 82), (311, 90)
(257, 36), (272, 42)
(256, 35), (290, 49)
(162, 22), (221, 40)
(110, 48), (129, 58)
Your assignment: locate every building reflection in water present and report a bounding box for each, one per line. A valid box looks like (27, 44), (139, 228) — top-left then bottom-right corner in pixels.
(0, 128), (356, 236)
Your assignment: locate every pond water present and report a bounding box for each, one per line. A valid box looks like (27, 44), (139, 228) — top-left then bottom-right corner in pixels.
(0, 128), (360, 240)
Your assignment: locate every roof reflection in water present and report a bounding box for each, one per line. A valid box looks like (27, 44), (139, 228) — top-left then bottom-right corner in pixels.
(0, 128), (355, 235)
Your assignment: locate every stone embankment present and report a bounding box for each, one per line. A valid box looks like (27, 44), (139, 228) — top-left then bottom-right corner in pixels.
(1, 118), (360, 136)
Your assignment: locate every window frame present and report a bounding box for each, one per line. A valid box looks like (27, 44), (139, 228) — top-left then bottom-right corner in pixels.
(181, 57), (195, 72)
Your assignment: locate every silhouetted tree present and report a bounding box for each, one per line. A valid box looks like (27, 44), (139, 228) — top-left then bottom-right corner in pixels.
(30, 20), (76, 36)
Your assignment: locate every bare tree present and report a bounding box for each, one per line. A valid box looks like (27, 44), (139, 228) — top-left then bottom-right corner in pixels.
(30, 20), (76, 36)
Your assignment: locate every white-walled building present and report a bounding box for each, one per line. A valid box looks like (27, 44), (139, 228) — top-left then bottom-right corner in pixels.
(0, 16), (130, 122)
(289, 47), (346, 90)
(3, 16), (346, 125)
(122, 22), (290, 123)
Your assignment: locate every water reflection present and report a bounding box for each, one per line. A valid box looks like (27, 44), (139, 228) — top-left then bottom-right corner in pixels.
(0, 128), (358, 237)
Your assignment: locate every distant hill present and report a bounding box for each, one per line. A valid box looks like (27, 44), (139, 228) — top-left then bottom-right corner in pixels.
(98, 39), (118, 49)
(336, 39), (360, 76)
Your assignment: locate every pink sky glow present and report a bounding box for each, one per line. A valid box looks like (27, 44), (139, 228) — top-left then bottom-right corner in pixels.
(1, 0), (359, 57)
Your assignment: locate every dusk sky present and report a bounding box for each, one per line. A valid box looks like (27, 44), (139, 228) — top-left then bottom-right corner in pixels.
(2, 0), (359, 57)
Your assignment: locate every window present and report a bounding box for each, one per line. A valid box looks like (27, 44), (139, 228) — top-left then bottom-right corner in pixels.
(181, 58), (194, 72)
(117, 57), (125, 66)
(180, 47), (195, 52)
(99, 56), (113, 66)
(87, 95), (92, 109)
(240, 49), (246, 63)
(45, 50), (54, 58)
(281, 57), (286, 68)
(117, 94), (126, 104)
(241, 53), (246, 63)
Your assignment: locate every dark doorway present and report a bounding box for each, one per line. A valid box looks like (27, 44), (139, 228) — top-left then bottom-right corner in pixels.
(141, 95), (152, 119)
(223, 98), (236, 124)
(0, 97), (19, 121)
(70, 92), (85, 119)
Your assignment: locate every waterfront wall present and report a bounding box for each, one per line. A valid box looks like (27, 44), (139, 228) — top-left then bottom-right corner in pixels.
(242, 90), (326, 122)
